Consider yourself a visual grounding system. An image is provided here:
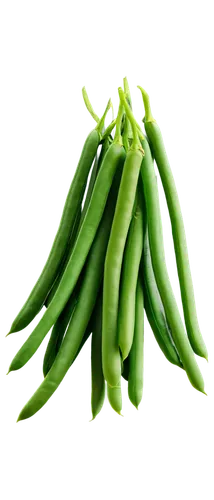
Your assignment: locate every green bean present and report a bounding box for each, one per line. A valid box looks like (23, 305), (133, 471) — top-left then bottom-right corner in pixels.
(8, 129), (100, 335)
(80, 84), (99, 123)
(118, 188), (143, 360)
(143, 216), (183, 368)
(128, 277), (144, 409)
(8, 139), (125, 373)
(43, 291), (77, 377)
(102, 150), (142, 387)
(91, 294), (105, 420)
(140, 138), (205, 393)
(102, 88), (144, 387)
(138, 86), (208, 361)
(144, 287), (183, 370)
(16, 171), (122, 421)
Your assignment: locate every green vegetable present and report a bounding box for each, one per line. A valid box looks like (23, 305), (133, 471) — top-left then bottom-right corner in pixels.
(42, 146), (103, 375)
(128, 277), (144, 409)
(140, 138), (205, 393)
(16, 168), (122, 421)
(91, 294), (105, 420)
(103, 91), (144, 387)
(8, 139), (125, 373)
(143, 195), (183, 368)
(118, 188), (143, 360)
(7, 79), (206, 422)
(8, 129), (100, 335)
(138, 86), (208, 361)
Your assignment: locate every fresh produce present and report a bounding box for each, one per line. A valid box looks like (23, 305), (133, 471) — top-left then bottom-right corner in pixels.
(42, 145), (103, 376)
(118, 188), (143, 362)
(7, 79), (207, 421)
(102, 97), (144, 388)
(127, 277), (145, 409)
(138, 86), (209, 361)
(89, 287), (107, 422)
(8, 102), (110, 333)
(140, 137), (204, 392)
(143, 217), (183, 368)
(16, 169), (122, 421)
(8, 136), (125, 372)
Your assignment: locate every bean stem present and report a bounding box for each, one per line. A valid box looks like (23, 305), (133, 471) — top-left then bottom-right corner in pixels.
(137, 86), (155, 123)
(101, 120), (116, 141)
(118, 88), (143, 150)
(114, 101), (124, 145)
(80, 85), (99, 124)
(96, 99), (112, 136)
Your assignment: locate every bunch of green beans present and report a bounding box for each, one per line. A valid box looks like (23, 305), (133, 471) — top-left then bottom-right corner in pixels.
(7, 78), (207, 422)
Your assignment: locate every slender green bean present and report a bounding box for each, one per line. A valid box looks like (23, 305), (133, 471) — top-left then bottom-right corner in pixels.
(118, 188), (143, 360)
(128, 278), (144, 409)
(140, 138), (205, 393)
(103, 88), (144, 387)
(91, 294), (105, 420)
(138, 86), (208, 361)
(103, 148), (142, 386)
(143, 216), (183, 368)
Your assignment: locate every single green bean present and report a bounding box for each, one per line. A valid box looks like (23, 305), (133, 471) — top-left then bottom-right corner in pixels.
(102, 88), (144, 387)
(143, 217), (183, 368)
(103, 149), (142, 386)
(118, 188), (144, 360)
(128, 277), (144, 409)
(138, 86), (207, 360)
(91, 294), (105, 420)
(140, 138), (205, 393)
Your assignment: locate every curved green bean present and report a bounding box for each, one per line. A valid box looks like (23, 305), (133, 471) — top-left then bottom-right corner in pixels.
(118, 188), (144, 360)
(128, 278), (144, 409)
(140, 138), (205, 393)
(138, 86), (207, 360)
(143, 221), (183, 368)
(103, 149), (143, 387)
(91, 294), (105, 420)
